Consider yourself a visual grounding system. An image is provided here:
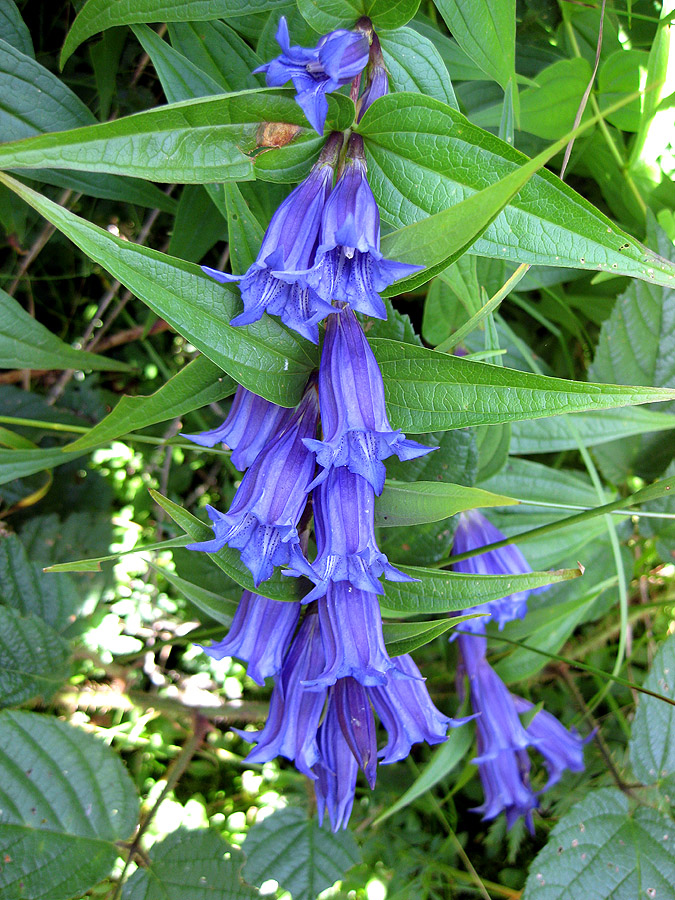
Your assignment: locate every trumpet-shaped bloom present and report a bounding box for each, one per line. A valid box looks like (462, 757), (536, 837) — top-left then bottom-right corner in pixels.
(314, 694), (359, 831)
(282, 136), (422, 318)
(202, 162), (335, 342)
(513, 696), (586, 791)
(304, 307), (433, 494)
(187, 386), (318, 586)
(201, 591), (301, 686)
(256, 17), (369, 134)
(287, 467), (412, 601)
(358, 58), (388, 121)
(184, 385), (291, 471)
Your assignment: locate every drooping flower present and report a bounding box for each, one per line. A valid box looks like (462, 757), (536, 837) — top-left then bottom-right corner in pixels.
(512, 695), (587, 791)
(184, 385), (292, 471)
(357, 35), (388, 121)
(314, 692), (359, 831)
(451, 509), (540, 633)
(202, 142), (340, 342)
(256, 17), (369, 134)
(241, 612), (326, 776)
(201, 591), (301, 686)
(280, 134), (423, 318)
(332, 677), (378, 788)
(187, 384), (318, 586)
(303, 306), (433, 495)
(287, 466), (412, 601)
(303, 581), (403, 688)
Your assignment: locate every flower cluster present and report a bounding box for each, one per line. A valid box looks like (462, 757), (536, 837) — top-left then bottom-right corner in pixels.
(451, 511), (587, 831)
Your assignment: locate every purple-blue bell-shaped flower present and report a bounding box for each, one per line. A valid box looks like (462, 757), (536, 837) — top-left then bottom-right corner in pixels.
(474, 745), (537, 833)
(332, 677), (378, 788)
(452, 509), (540, 634)
(256, 17), (369, 135)
(358, 36), (388, 121)
(287, 467), (412, 601)
(201, 591), (301, 686)
(303, 581), (403, 689)
(184, 385), (291, 471)
(304, 307), (434, 495)
(241, 613), (326, 776)
(202, 150), (338, 343)
(370, 654), (459, 764)
(313, 693), (359, 831)
(187, 385), (319, 586)
(281, 134), (423, 318)
(512, 695), (586, 791)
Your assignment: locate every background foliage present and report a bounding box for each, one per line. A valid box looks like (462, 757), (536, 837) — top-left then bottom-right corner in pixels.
(1, 0), (675, 898)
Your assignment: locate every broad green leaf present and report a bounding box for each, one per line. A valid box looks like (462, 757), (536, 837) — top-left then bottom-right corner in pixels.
(62, 0), (291, 65)
(382, 614), (484, 655)
(630, 632), (675, 792)
(122, 828), (258, 900)
(510, 405), (675, 455)
(0, 173), (317, 406)
(375, 725), (474, 824)
(66, 356), (235, 452)
(521, 788), (675, 900)
(0, 607), (69, 706)
(0, 710), (139, 900)
(481, 458), (608, 509)
(168, 20), (262, 92)
(0, 288), (130, 372)
(0, 1), (33, 57)
(243, 808), (360, 900)
(598, 49), (649, 132)
(370, 338), (675, 434)
(0, 39), (175, 211)
(375, 479), (517, 527)
(434, 0), (515, 91)
(379, 27), (457, 106)
(297, 0), (420, 32)
(0, 534), (83, 631)
(382, 566), (579, 616)
(146, 562), (239, 627)
(149, 490), (303, 603)
(359, 93), (675, 288)
(412, 14), (486, 82)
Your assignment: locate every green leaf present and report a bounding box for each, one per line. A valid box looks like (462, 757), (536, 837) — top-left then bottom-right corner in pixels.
(43, 536), (191, 574)
(62, 0), (291, 65)
(0, 446), (88, 487)
(379, 27), (457, 106)
(297, 0), (420, 32)
(382, 614), (484, 655)
(0, 607), (69, 706)
(375, 725), (474, 824)
(598, 49), (649, 132)
(122, 828), (258, 900)
(132, 23), (225, 103)
(0, 172), (317, 406)
(146, 561), (239, 627)
(168, 20), (262, 92)
(370, 338), (675, 433)
(0, 287), (130, 372)
(66, 355), (235, 452)
(381, 566), (579, 616)
(521, 788), (675, 900)
(0, 1), (33, 57)
(375, 479), (517, 527)
(434, 0), (515, 91)
(359, 93), (675, 288)
(630, 632), (675, 793)
(510, 405), (675, 455)
(0, 710), (139, 900)
(243, 808), (360, 900)
(224, 182), (265, 275)
(168, 184), (227, 263)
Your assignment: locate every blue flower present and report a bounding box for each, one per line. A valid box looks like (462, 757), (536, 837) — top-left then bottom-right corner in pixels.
(201, 591), (301, 686)
(287, 466), (413, 601)
(184, 385), (291, 471)
(202, 159), (337, 343)
(357, 35), (388, 121)
(281, 135), (423, 318)
(303, 307), (434, 494)
(303, 581), (404, 689)
(241, 612), (326, 776)
(187, 385), (319, 586)
(512, 695), (587, 791)
(451, 509), (540, 634)
(314, 692), (359, 831)
(256, 17), (369, 134)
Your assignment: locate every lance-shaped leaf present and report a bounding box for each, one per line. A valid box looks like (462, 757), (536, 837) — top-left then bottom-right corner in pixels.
(375, 480), (517, 527)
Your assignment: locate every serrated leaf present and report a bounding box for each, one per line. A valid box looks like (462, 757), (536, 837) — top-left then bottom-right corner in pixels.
(0, 607), (69, 706)
(0, 710), (139, 900)
(375, 480), (517, 527)
(521, 788), (675, 899)
(382, 614), (484, 655)
(630, 632), (675, 792)
(66, 355), (235, 452)
(243, 808), (360, 900)
(297, 0), (420, 32)
(0, 173), (317, 406)
(370, 338), (675, 433)
(379, 27), (456, 106)
(358, 93), (675, 288)
(434, 0), (515, 91)
(0, 287), (130, 372)
(122, 828), (258, 900)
